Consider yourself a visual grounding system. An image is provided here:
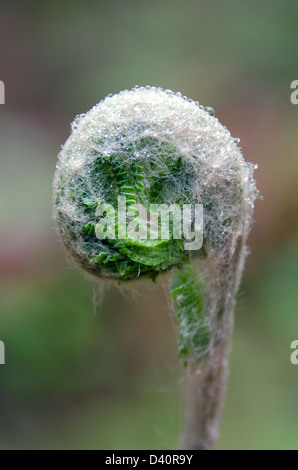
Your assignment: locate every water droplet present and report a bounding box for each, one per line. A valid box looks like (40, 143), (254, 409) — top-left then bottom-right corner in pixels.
(254, 164), (259, 170)
(204, 106), (215, 116)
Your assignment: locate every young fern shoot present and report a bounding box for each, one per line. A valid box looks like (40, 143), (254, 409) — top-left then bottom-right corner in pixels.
(53, 86), (258, 450)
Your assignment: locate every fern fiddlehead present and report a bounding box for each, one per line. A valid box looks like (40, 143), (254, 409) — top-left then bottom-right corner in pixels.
(53, 86), (258, 449)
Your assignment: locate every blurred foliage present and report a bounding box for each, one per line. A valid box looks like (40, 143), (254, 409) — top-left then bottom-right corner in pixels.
(0, 0), (298, 449)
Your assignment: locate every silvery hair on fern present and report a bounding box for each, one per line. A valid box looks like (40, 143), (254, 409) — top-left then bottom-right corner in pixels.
(53, 86), (257, 283)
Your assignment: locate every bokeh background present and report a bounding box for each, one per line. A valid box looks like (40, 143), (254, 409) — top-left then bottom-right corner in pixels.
(0, 0), (298, 450)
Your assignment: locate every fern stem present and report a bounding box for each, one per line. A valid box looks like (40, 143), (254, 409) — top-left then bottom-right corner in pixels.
(178, 235), (246, 450)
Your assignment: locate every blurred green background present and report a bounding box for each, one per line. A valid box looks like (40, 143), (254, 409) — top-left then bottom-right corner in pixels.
(0, 0), (298, 450)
